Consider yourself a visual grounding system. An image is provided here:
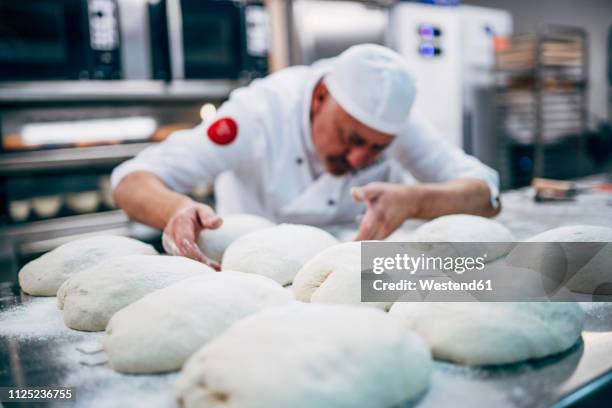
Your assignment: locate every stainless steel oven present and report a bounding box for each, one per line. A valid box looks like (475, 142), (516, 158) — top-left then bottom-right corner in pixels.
(0, 98), (209, 283)
(149, 0), (269, 81)
(0, 0), (122, 80)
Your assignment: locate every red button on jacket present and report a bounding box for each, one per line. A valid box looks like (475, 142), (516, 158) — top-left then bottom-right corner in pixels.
(207, 117), (238, 145)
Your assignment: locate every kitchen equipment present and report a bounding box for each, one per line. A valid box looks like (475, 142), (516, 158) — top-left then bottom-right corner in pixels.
(149, 0), (270, 81)
(387, 2), (513, 149)
(0, 107), (199, 228)
(0, 0), (263, 82)
(492, 26), (591, 188)
(0, 0), (122, 80)
(0, 104), (199, 152)
(289, 0), (388, 66)
(531, 177), (577, 201)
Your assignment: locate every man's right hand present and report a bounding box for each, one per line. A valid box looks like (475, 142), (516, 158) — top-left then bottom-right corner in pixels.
(162, 202), (223, 270)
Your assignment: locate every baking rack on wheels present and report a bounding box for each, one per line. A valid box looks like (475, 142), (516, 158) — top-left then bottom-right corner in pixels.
(494, 25), (592, 189)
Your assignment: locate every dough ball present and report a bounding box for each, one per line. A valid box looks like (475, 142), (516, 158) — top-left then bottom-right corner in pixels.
(197, 214), (274, 263)
(31, 195), (62, 218)
(389, 302), (584, 366)
(99, 176), (115, 208)
(411, 214), (515, 261)
(476, 263), (575, 301)
(293, 242), (391, 310)
(18, 235), (158, 296)
(385, 229), (418, 242)
(66, 191), (100, 213)
(57, 255), (214, 331)
(104, 272), (293, 374)
(506, 225), (612, 295)
(9, 200), (31, 222)
(222, 224), (339, 285)
(176, 303), (432, 408)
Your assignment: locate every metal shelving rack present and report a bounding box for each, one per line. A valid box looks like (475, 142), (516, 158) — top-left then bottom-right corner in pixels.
(494, 25), (590, 188)
(0, 80), (240, 104)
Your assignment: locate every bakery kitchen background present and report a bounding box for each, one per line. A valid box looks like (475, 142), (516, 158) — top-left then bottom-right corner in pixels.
(1, 1), (612, 407)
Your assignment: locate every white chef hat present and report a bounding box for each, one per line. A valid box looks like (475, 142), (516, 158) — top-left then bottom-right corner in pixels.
(324, 44), (417, 135)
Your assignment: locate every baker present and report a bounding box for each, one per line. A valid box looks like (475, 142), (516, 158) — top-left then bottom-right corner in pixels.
(111, 44), (501, 269)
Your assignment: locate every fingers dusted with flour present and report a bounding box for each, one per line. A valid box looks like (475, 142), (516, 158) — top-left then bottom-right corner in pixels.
(162, 202), (222, 270)
(113, 172), (221, 268)
(351, 178), (501, 241)
(352, 183), (421, 241)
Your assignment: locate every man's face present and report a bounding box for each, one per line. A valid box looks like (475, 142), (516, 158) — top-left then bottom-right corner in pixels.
(310, 81), (394, 176)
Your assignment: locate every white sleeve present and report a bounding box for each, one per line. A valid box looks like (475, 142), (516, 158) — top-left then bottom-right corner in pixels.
(111, 91), (265, 195)
(390, 110), (500, 208)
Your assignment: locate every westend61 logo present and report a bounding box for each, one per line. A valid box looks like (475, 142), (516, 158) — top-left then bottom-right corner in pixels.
(361, 241), (612, 302)
(372, 253), (487, 275)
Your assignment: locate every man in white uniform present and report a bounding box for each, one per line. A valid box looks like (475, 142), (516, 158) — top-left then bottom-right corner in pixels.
(112, 45), (500, 269)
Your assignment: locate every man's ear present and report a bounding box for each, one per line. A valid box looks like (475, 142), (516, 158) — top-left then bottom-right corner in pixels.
(311, 80), (329, 117)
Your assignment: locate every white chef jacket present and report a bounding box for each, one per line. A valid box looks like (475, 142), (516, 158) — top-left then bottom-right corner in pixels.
(111, 60), (500, 226)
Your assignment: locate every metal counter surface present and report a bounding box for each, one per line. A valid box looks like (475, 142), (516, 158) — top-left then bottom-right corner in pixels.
(1, 183), (611, 407)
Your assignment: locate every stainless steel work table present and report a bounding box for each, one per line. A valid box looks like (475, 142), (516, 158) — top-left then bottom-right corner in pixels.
(1, 181), (611, 408)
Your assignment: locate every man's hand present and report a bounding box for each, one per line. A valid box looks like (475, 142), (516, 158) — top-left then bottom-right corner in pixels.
(352, 182), (422, 241)
(162, 202), (223, 270)
(351, 178), (500, 241)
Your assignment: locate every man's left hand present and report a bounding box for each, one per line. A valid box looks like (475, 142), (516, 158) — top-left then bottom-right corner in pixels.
(352, 182), (422, 241)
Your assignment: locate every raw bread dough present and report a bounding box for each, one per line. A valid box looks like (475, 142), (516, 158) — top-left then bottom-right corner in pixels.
(385, 229), (418, 242)
(66, 191), (100, 213)
(506, 225), (612, 294)
(475, 263), (576, 302)
(197, 214), (274, 263)
(18, 235), (158, 296)
(411, 214), (515, 261)
(176, 303), (432, 408)
(293, 242), (391, 310)
(99, 176), (115, 208)
(104, 271), (293, 374)
(57, 255), (214, 331)
(31, 195), (62, 218)
(9, 200), (31, 221)
(222, 224), (339, 285)
(389, 302), (584, 366)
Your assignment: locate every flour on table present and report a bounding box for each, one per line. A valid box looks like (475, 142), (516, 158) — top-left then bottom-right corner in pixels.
(0, 297), (78, 340)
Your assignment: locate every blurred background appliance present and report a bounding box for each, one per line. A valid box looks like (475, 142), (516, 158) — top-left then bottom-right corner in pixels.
(156, 0), (270, 81)
(387, 2), (512, 149)
(289, 0), (389, 65)
(609, 23), (612, 119)
(0, 0), (122, 80)
(0, 0), (270, 82)
(0, 88), (228, 281)
(289, 1), (512, 152)
(0, 0), (258, 280)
